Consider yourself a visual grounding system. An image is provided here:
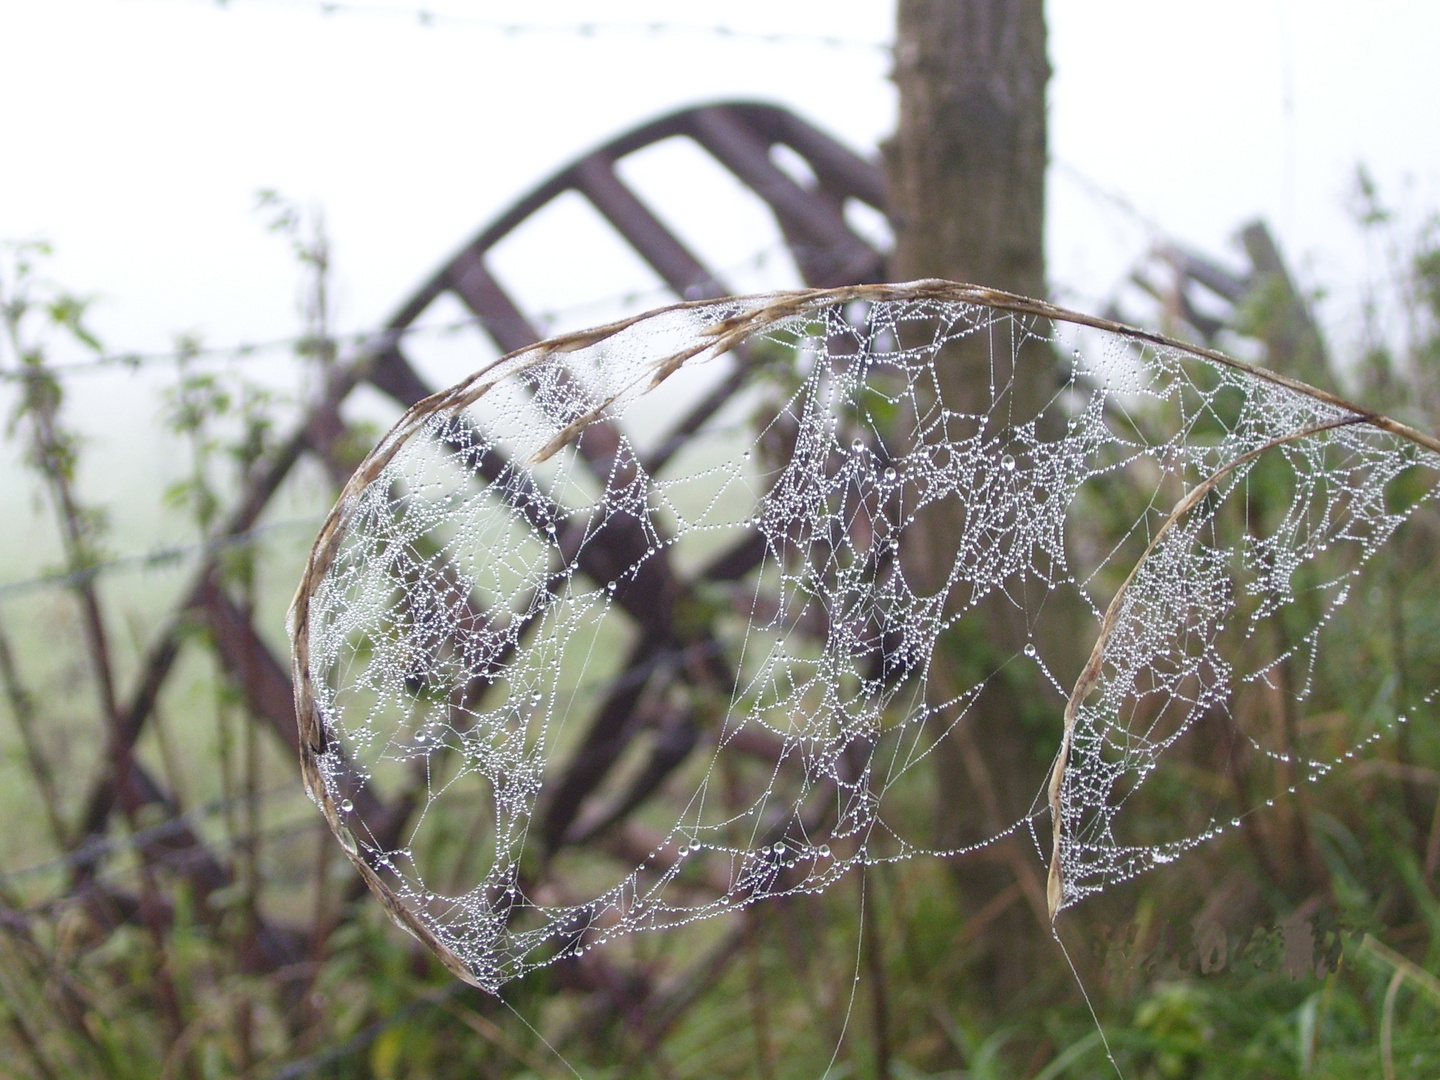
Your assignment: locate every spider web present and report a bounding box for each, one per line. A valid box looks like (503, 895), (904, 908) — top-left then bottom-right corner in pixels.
(290, 283), (1440, 993)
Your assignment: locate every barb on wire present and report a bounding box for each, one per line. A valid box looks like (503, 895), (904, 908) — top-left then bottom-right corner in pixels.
(185, 0), (890, 54)
(0, 314), (487, 380)
(0, 242), (794, 381)
(0, 515), (323, 602)
(0, 781), (302, 888)
(1051, 157), (1166, 238)
(49, 816), (327, 901)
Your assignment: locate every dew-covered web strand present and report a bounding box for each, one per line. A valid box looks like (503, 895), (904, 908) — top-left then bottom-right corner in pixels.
(292, 283), (1440, 1003)
(819, 866), (871, 1080)
(498, 993), (587, 1080)
(1042, 411), (1371, 912)
(1052, 923), (1125, 1080)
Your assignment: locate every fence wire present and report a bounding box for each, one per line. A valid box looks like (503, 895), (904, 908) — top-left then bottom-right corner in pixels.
(171, 0), (891, 54)
(0, 516), (324, 603)
(0, 243), (791, 381)
(0, 781), (303, 889)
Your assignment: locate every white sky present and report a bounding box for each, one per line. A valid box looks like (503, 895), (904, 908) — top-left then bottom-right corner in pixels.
(1, 0), (1438, 565)
(2, 0), (1437, 351)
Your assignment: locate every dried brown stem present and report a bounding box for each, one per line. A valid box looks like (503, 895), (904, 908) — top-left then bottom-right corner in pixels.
(1044, 415), (1366, 917)
(288, 281), (1440, 994)
(0, 614), (68, 847)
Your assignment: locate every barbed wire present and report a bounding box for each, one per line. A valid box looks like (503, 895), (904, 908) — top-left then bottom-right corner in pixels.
(178, 0), (891, 54)
(0, 243), (792, 381)
(0, 325), (427, 380)
(0, 311), (559, 381)
(0, 780), (470, 1080)
(1, 654), (708, 889)
(0, 630), (731, 892)
(0, 781), (303, 888)
(1051, 156), (1166, 239)
(0, 515), (324, 602)
(0, 397), (778, 604)
(0, 241), (803, 607)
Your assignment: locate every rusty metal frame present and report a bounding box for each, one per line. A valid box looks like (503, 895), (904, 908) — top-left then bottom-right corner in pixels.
(60, 101), (888, 1022)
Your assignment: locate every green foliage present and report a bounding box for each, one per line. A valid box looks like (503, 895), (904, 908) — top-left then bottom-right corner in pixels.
(256, 189), (336, 372)
(2, 193), (1439, 1079)
(162, 356), (284, 536)
(1, 239), (110, 567)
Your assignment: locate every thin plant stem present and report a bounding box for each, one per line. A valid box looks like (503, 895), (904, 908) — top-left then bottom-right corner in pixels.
(744, 910), (777, 1080)
(0, 614), (68, 847)
(860, 867), (892, 1080)
(1380, 967), (1403, 1080)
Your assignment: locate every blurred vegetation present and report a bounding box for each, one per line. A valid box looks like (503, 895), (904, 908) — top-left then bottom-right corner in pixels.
(1, 180), (1439, 1079)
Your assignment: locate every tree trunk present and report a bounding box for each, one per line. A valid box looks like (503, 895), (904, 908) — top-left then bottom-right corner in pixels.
(884, 0), (1062, 1003)
(886, 0), (1048, 298)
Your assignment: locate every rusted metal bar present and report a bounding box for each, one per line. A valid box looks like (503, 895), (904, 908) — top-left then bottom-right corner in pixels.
(539, 635), (674, 852)
(56, 103), (893, 1027)
(390, 102), (885, 330)
(572, 155), (721, 298)
(195, 574), (395, 833)
(303, 396), (355, 488)
(1155, 243), (1247, 303)
(72, 361), (364, 849)
(366, 341), (436, 408)
(562, 706), (699, 847)
(689, 105), (879, 286)
(445, 253), (541, 355)
(440, 255), (651, 514)
(767, 105), (887, 209)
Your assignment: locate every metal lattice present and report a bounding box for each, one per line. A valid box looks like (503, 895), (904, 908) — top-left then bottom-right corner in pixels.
(68, 102), (889, 1017)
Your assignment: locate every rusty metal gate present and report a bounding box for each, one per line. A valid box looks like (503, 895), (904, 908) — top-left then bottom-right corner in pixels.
(61, 102), (887, 1029)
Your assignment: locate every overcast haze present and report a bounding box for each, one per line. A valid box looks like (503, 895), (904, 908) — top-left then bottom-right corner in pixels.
(2, 0), (1437, 346)
(2, 0), (1438, 569)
